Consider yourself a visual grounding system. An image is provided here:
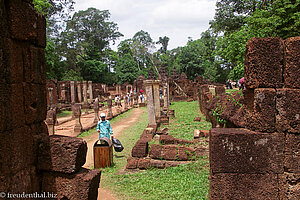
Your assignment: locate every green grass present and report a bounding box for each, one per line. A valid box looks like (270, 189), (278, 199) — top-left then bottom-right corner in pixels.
(77, 108), (135, 138)
(100, 101), (211, 200)
(225, 88), (239, 93)
(160, 101), (211, 140)
(56, 110), (72, 118)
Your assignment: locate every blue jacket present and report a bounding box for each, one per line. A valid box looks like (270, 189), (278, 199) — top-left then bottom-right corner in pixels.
(97, 120), (113, 139)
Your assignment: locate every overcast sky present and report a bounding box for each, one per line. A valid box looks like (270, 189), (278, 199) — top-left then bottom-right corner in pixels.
(74, 0), (217, 50)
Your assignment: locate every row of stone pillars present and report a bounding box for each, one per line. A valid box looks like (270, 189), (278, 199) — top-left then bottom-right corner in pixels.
(144, 80), (170, 126)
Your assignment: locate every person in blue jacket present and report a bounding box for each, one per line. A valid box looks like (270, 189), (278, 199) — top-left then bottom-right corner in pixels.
(97, 113), (113, 141)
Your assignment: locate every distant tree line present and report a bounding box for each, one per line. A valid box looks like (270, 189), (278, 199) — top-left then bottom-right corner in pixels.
(34, 0), (299, 84)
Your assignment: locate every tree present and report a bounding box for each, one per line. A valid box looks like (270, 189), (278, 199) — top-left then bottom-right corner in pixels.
(156, 36), (170, 54)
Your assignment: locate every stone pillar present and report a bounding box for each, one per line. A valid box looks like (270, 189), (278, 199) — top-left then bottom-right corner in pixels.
(144, 80), (156, 125)
(117, 99), (121, 114)
(73, 104), (83, 135)
(46, 108), (56, 135)
(126, 85), (129, 94)
(77, 81), (82, 103)
(61, 83), (66, 101)
(107, 99), (113, 119)
(93, 98), (99, 123)
(70, 81), (75, 104)
(163, 82), (168, 108)
(124, 96), (128, 110)
(153, 80), (161, 119)
(83, 81), (88, 104)
(88, 81), (93, 102)
(48, 88), (53, 107)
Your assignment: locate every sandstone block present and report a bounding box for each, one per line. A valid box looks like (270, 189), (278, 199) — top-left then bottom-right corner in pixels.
(210, 173), (279, 200)
(279, 173), (300, 200)
(245, 88), (276, 133)
(276, 89), (300, 133)
(159, 135), (174, 144)
(215, 86), (225, 96)
(245, 37), (284, 88)
(284, 36), (300, 88)
(178, 146), (195, 161)
(162, 145), (178, 160)
(149, 144), (162, 159)
(194, 129), (200, 139)
(150, 159), (165, 169)
(42, 168), (101, 200)
(138, 158), (151, 169)
(131, 140), (148, 158)
(210, 128), (284, 174)
(126, 157), (138, 169)
(140, 133), (153, 143)
(38, 135), (87, 173)
(165, 161), (180, 168)
(284, 133), (300, 173)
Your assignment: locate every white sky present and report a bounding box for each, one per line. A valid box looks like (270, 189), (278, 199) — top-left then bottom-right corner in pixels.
(74, 0), (217, 50)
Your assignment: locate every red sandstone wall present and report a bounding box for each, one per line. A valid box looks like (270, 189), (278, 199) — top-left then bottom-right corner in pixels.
(0, 0), (47, 194)
(209, 37), (300, 199)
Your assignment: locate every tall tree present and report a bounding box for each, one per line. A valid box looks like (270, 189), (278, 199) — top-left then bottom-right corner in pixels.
(156, 36), (170, 54)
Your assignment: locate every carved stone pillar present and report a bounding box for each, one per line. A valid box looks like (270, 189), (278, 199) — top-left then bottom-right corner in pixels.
(46, 108), (56, 135)
(153, 80), (161, 119)
(88, 81), (93, 102)
(70, 81), (75, 104)
(77, 81), (82, 103)
(73, 104), (83, 135)
(93, 98), (99, 123)
(83, 81), (88, 104)
(144, 80), (156, 125)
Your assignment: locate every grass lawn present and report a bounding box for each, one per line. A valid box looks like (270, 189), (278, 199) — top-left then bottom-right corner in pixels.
(101, 101), (211, 200)
(56, 110), (72, 118)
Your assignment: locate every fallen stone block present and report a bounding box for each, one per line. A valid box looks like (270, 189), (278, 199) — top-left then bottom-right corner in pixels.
(245, 37), (284, 88)
(156, 127), (168, 135)
(138, 158), (151, 169)
(150, 159), (166, 169)
(194, 129), (200, 139)
(160, 116), (169, 125)
(276, 89), (300, 134)
(210, 128), (284, 174)
(195, 147), (209, 158)
(175, 138), (194, 145)
(284, 36), (300, 89)
(140, 133), (153, 143)
(159, 135), (174, 145)
(200, 130), (210, 138)
(147, 124), (158, 132)
(162, 145), (178, 160)
(245, 88), (276, 133)
(126, 157), (139, 169)
(178, 146), (195, 161)
(131, 140), (148, 158)
(42, 168), (101, 200)
(149, 144), (162, 159)
(193, 117), (201, 122)
(143, 127), (155, 135)
(38, 135), (87, 173)
(165, 161), (181, 168)
(210, 173), (279, 200)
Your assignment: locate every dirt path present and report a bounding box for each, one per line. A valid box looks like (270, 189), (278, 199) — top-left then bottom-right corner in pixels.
(82, 108), (143, 200)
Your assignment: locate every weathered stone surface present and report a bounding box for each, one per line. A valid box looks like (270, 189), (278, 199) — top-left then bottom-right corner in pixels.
(131, 140), (148, 158)
(165, 161), (180, 168)
(200, 130), (210, 138)
(215, 86), (225, 96)
(284, 133), (300, 173)
(149, 144), (162, 159)
(140, 133), (153, 143)
(284, 36), (300, 89)
(159, 135), (174, 145)
(42, 168), (101, 200)
(160, 116), (169, 125)
(150, 159), (166, 169)
(195, 147), (209, 158)
(193, 117), (201, 122)
(138, 158), (151, 169)
(210, 128), (284, 174)
(276, 89), (300, 134)
(162, 145), (178, 160)
(279, 173), (300, 200)
(245, 37), (284, 88)
(175, 138), (194, 145)
(38, 135), (87, 173)
(126, 157), (138, 169)
(178, 146), (195, 161)
(210, 173), (280, 200)
(156, 127), (168, 135)
(194, 129), (200, 139)
(143, 127), (155, 135)
(245, 88), (276, 133)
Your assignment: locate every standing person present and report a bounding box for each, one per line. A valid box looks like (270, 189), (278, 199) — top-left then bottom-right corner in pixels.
(114, 95), (118, 106)
(97, 113), (113, 141)
(159, 89), (163, 99)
